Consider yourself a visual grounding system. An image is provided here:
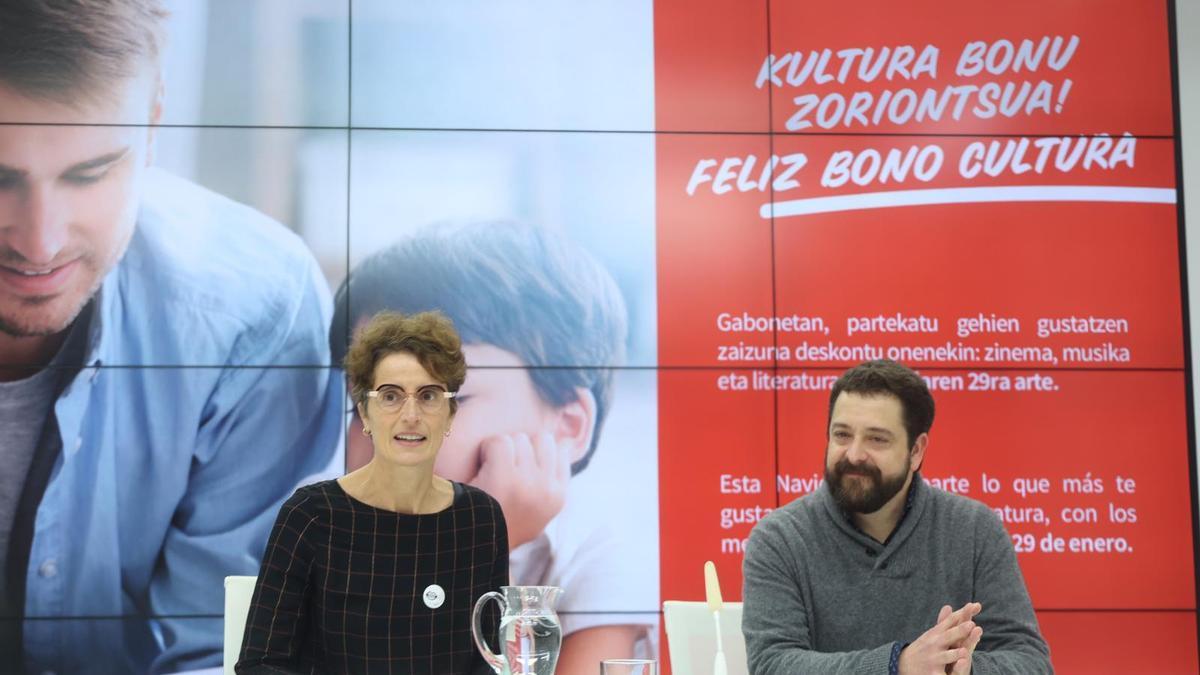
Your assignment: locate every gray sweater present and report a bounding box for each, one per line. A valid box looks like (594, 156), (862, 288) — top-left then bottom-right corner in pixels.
(741, 476), (1052, 674)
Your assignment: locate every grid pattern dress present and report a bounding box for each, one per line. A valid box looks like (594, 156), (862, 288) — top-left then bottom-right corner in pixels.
(236, 479), (508, 674)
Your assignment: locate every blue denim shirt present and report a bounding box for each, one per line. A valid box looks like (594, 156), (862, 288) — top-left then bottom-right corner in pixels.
(20, 170), (344, 674)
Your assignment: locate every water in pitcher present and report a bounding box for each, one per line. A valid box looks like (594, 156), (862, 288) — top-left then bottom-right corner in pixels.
(497, 614), (562, 675)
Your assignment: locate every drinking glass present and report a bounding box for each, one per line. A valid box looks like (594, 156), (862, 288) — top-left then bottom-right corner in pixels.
(600, 659), (657, 675)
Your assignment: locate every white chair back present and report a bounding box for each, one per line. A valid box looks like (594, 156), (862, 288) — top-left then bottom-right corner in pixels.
(662, 600), (749, 675)
(223, 575), (258, 674)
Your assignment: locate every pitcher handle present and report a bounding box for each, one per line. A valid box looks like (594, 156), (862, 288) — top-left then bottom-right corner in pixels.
(472, 590), (507, 674)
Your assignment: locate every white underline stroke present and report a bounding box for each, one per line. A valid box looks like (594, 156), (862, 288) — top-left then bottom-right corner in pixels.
(760, 186), (1177, 219)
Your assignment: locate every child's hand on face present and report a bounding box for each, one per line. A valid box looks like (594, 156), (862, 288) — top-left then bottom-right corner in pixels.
(470, 430), (572, 550)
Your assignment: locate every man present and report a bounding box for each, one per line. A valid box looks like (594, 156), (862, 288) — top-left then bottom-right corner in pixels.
(332, 221), (657, 673)
(742, 360), (1051, 674)
(0, 2), (341, 672)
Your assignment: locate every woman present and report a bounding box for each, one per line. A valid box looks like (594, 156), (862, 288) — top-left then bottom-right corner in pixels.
(330, 223), (654, 671)
(237, 311), (508, 674)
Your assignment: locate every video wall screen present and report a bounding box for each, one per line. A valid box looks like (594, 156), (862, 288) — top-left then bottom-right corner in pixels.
(657, 1), (1193, 673)
(0, 0), (1191, 673)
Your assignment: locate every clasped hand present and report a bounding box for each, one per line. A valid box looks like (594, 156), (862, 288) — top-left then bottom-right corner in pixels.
(898, 602), (984, 675)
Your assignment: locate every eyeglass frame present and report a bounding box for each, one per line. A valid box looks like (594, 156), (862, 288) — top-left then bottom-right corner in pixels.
(364, 383), (457, 414)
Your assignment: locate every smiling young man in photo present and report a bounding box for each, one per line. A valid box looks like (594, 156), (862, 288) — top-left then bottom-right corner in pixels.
(0, 2), (341, 672)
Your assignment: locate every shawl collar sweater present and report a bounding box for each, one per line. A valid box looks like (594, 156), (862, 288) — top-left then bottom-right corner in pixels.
(742, 476), (1052, 674)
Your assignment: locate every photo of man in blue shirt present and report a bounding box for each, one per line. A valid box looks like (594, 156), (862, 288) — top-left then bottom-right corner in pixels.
(0, 1), (342, 672)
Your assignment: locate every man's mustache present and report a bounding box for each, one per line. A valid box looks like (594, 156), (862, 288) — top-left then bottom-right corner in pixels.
(834, 460), (880, 480)
(0, 248), (83, 267)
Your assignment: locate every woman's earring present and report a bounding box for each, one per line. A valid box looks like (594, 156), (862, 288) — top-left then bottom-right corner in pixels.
(444, 429), (452, 438)
(362, 427), (372, 437)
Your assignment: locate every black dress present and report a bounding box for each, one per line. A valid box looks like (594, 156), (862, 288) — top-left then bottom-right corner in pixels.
(236, 479), (508, 674)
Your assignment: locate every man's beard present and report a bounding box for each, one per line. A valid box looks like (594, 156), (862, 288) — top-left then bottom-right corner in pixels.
(825, 454), (910, 514)
(0, 250), (102, 339)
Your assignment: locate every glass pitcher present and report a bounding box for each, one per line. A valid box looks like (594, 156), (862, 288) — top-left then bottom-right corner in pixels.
(472, 585), (564, 675)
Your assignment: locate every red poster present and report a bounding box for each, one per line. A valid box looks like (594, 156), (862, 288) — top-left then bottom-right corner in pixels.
(655, 0), (1192, 672)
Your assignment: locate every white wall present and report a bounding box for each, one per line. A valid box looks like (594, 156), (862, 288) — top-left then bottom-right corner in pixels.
(1180, 2), (1200, 506)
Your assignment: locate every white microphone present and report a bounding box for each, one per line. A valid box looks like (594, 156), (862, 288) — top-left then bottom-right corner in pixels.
(704, 560), (729, 675)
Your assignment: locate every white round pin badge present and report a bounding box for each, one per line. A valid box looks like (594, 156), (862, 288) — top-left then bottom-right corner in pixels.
(422, 583), (445, 609)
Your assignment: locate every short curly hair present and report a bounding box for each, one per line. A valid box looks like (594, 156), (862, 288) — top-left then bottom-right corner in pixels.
(343, 311), (467, 414)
